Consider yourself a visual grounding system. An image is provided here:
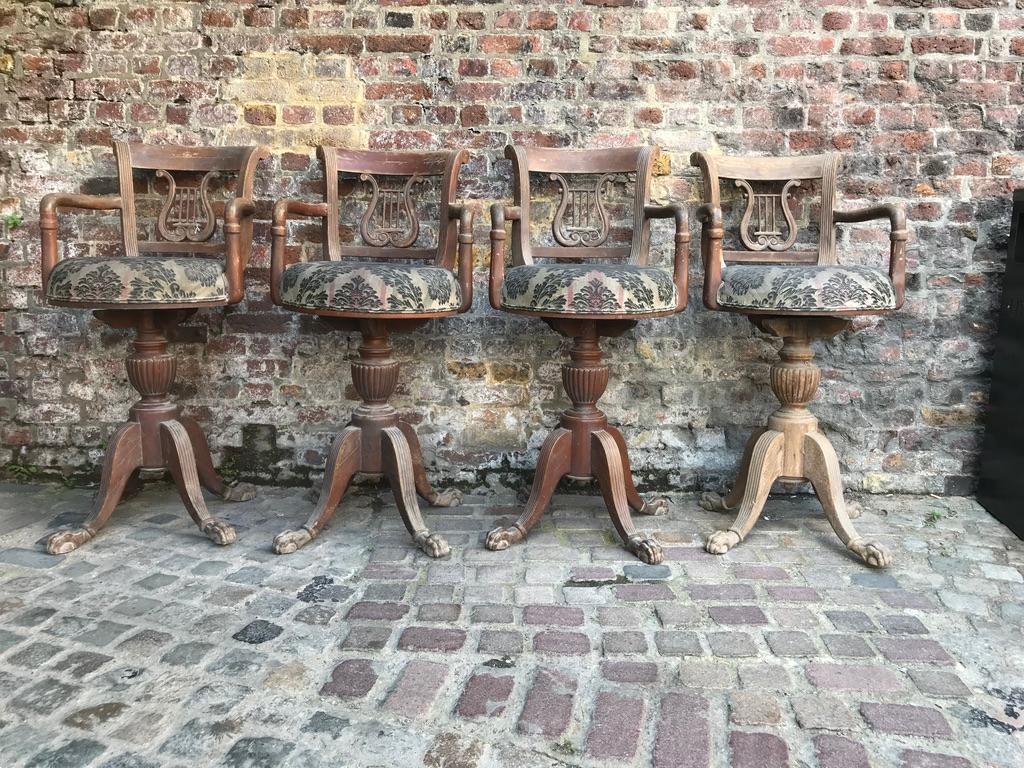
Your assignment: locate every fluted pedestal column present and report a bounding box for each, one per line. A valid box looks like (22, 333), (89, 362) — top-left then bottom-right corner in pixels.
(485, 319), (667, 564)
(701, 316), (892, 568)
(46, 309), (254, 555)
(273, 319), (461, 558)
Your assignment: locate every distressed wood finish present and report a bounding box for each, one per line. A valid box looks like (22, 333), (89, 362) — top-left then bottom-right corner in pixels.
(486, 145), (689, 563)
(38, 143), (268, 555)
(270, 148), (472, 558)
(692, 151), (907, 567)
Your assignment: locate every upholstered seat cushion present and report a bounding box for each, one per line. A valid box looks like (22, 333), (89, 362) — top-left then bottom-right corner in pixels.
(47, 256), (228, 305)
(279, 261), (461, 314)
(717, 264), (897, 313)
(501, 264), (677, 315)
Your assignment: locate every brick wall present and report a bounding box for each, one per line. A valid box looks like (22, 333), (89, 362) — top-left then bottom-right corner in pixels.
(0, 1), (1019, 495)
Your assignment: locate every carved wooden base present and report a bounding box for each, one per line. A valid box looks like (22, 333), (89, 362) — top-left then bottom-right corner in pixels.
(273, 320), (459, 559)
(701, 317), (892, 568)
(485, 319), (667, 564)
(46, 310), (254, 555)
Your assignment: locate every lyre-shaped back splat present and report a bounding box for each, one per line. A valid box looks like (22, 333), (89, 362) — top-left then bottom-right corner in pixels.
(358, 173), (424, 248)
(155, 169), (217, 243)
(735, 178), (801, 252)
(550, 172), (614, 247)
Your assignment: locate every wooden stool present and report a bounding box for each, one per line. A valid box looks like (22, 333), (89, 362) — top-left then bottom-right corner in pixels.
(485, 146), (688, 564)
(691, 151), (907, 567)
(39, 142), (269, 553)
(270, 148), (472, 558)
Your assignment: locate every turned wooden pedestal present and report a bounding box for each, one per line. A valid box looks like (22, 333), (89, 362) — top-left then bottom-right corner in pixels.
(701, 317), (892, 568)
(485, 319), (667, 564)
(46, 310), (255, 555)
(273, 319), (460, 559)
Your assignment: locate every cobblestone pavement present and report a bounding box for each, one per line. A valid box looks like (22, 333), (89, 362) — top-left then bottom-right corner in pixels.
(0, 481), (1021, 768)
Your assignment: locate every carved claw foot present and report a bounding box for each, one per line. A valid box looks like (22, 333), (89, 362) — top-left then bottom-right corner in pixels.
(201, 519), (237, 546)
(639, 496), (669, 516)
(428, 488), (463, 508)
(414, 531), (451, 558)
(705, 529), (741, 555)
(272, 528), (314, 555)
(848, 539), (892, 568)
(625, 534), (664, 565)
(45, 528), (94, 555)
(484, 525), (524, 552)
(699, 491), (731, 514)
(222, 482), (257, 502)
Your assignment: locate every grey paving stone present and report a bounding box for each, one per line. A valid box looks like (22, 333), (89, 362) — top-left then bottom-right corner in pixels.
(0, 548), (63, 569)
(26, 738), (107, 768)
(654, 631), (702, 658)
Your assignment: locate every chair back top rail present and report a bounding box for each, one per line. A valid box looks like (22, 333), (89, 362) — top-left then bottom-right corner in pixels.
(505, 144), (658, 267)
(691, 151), (841, 265)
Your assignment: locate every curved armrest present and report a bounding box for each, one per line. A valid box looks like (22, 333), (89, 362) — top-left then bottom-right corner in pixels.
(833, 203), (908, 308)
(270, 199), (330, 305)
(488, 204), (520, 310)
(223, 197), (257, 304)
(644, 203), (690, 312)
(693, 203), (725, 310)
(39, 193), (123, 292)
(448, 204), (475, 313)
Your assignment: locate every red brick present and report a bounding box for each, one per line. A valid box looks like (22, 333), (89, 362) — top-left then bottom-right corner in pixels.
(295, 35), (362, 54)
(585, 691), (644, 760)
(709, 605), (768, 625)
(615, 584), (675, 602)
(912, 36), (977, 55)
(346, 601), (409, 621)
(518, 668), (576, 738)
(456, 673), (514, 719)
(382, 660), (447, 718)
(862, 703), (953, 739)
(600, 660), (658, 683)
(366, 35), (433, 53)
(805, 663), (904, 692)
(731, 732), (788, 768)
(815, 735), (870, 768)
(533, 630), (590, 655)
(523, 605), (584, 627)
(320, 659), (376, 700)
(653, 693), (709, 768)
(397, 627), (466, 652)
(874, 637), (954, 664)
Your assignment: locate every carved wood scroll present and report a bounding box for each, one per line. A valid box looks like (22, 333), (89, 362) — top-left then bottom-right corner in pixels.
(550, 172), (615, 247)
(359, 173), (424, 248)
(735, 178), (801, 252)
(155, 169), (217, 243)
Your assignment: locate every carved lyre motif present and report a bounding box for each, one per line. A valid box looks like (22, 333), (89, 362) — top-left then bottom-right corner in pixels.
(359, 173), (424, 248)
(735, 178), (801, 252)
(155, 169), (217, 243)
(551, 172), (614, 247)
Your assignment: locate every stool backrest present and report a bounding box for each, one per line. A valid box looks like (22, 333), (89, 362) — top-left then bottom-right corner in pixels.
(505, 145), (659, 267)
(320, 147), (468, 269)
(113, 142), (268, 262)
(690, 152), (842, 266)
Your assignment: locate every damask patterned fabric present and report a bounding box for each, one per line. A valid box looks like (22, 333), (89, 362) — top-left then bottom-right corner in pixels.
(717, 264), (897, 312)
(501, 264), (677, 315)
(279, 261), (461, 314)
(47, 256), (228, 305)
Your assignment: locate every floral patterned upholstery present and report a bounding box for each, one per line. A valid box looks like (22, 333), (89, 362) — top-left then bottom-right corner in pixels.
(279, 261), (461, 314)
(501, 264), (677, 315)
(717, 264), (897, 313)
(47, 256), (228, 305)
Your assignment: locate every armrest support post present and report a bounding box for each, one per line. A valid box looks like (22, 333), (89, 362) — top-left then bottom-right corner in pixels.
(271, 199), (330, 306)
(38, 193), (123, 293)
(644, 203), (690, 312)
(488, 204), (520, 310)
(448, 204), (475, 313)
(695, 203), (724, 310)
(833, 203), (908, 309)
(224, 197), (257, 304)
